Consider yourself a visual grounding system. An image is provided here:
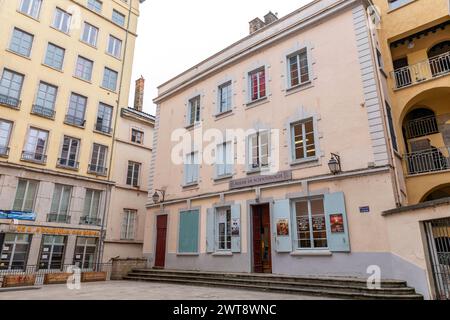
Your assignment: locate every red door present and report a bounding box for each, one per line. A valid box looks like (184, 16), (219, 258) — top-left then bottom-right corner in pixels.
(154, 215), (167, 269)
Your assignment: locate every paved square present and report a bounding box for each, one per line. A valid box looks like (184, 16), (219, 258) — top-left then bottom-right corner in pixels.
(0, 281), (332, 300)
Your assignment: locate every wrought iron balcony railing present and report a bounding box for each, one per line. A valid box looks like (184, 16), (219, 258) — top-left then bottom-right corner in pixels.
(404, 115), (440, 139)
(79, 216), (102, 226)
(0, 146), (9, 157)
(404, 147), (450, 175)
(47, 213), (71, 224)
(64, 114), (86, 127)
(94, 123), (112, 134)
(87, 164), (108, 176)
(392, 52), (450, 89)
(31, 104), (55, 119)
(0, 94), (20, 109)
(57, 158), (79, 170)
(21, 151), (47, 163)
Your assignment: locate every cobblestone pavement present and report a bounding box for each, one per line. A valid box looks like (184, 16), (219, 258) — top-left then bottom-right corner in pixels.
(0, 280), (333, 300)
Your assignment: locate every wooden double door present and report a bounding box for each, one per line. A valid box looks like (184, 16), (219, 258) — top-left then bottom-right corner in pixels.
(252, 204), (272, 273)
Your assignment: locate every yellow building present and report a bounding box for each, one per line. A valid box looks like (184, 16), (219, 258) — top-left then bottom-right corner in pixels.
(0, 0), (142, 271)
(372, 0), (450, 299)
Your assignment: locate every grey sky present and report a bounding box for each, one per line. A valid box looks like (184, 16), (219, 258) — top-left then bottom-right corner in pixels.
(130, 0), (313, 115)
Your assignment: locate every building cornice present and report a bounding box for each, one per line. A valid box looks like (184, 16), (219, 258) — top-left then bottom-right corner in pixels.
(154, 0), (367, 104)
(121, 108), (155, 126)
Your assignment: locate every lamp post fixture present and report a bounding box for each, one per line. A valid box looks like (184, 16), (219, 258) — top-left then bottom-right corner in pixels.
(328, 153), (342, 175)
(152, 189), (166, 204)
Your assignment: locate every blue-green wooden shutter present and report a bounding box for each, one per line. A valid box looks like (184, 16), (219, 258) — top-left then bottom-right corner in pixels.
(206, 208), (215, 253)
(231, 204), (241, 253)
(178, 210), (199, 253)
(324, 192), (350, 252)
(273, 199), (292, 253)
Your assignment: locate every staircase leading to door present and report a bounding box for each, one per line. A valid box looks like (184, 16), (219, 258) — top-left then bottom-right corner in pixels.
(123, 269), (423, 300)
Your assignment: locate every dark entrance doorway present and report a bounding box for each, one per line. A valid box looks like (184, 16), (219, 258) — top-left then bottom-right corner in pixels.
(252, 204), (272, 273)
(154, 215), (167, 269)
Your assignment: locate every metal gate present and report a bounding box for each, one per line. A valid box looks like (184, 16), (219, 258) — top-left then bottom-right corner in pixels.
(425, 218), (450, 300)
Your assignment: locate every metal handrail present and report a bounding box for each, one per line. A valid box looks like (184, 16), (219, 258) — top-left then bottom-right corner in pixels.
(404, 147), (450, 175)
(87, 164), (108, 176)
(79, 216), (102, 226)
(392, 51), (450, 89)
(64, 114), (86, 127)
(46, 213), (71, 224)
(0, 146), (9, 157)
(0, 93), (20, 109)
(32, 104), (55, 118)
(404, 115), (440, 139)
(57, 158), (80, 169)
(94, 123), (112, 134)
(21, 151), (47, 163)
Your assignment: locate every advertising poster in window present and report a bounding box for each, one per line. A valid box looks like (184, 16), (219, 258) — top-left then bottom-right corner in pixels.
(276, 219), (289, 236)
(231, 218), (240, 236)
(330, 214), (345, 233)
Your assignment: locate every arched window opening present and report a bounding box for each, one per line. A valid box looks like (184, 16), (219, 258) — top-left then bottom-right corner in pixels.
(423, 185), (450, 202)
(403, 108), (438, 140)
(428, 41), (450, 77)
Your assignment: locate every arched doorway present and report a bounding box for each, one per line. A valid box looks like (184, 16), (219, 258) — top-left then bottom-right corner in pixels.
(428, 41), (450, 77)
(422, 185), (450, 202)
(402, 107), (438, 141)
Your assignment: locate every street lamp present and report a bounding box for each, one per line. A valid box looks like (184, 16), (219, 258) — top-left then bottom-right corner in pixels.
(152, 189), (165, 204)
(328, 153), (342, 175)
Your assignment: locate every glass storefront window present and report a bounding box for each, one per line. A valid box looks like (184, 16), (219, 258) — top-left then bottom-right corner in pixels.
(295, 198), (328, 249)
(73, 237), (97, 269)
(38, 235), (66, 270)
(0, 233), (31, 270)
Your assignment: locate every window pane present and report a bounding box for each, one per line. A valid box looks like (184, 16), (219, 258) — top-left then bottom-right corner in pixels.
(44, 43), (65, 70)
(9, 28), (34, 57)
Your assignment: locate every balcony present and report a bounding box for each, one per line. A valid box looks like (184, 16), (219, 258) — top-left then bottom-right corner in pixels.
(57, 158), (79, 170)
(21, 151), (47, 164)
(94, 123), (112, 135)
(392, 52), (450, 89)
(31, 104), (55, 119)
(0, 94), (20, 109)
(64, 115), (86, 128)
(47, 213), (71, 224)
(404, 115), (439, 139)
(79, 216), (101, 226)
(0, 146), (9, 157)
(87, 164), (108, 176)
(404, 147), (450, 175)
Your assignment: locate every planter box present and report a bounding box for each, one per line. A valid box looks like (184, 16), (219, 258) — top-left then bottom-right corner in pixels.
(81, 271), (107, 282)
(44, 273), (72, 285)
(2, 274), (36, 288)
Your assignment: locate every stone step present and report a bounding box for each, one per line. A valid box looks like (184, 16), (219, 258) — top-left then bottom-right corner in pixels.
(130, 268), (409, 288)
(123, 275), (423, 300)
(127, 272), (416, 295)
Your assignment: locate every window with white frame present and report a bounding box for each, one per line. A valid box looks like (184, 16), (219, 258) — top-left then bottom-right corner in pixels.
(49, 184), (72, 223)
(19, 0), (42, 19)
(184, 152), (199, 185)
(112, 9), (125, 26)
(248, 131), (269, 171)
(291, 118), (316, 161)
(87, 0), (102, 13)
(131, 128), (143, 144)
(294, 198), (328, 249)
(218, 81), (232, 113)
(102, 67), (118, 91)
(59, 136), (80, 168)
(287, 48), (310, 88)
(126, 161), (141, 187)
(66, 93), (87, 126)
(9, 28), (34, 57)
(187, 96), (201, 126)
(107, 35), (122, 58)
(0, 69), (24, 107)
(52, 8), (72, 33)
(23, 127), (48, 162)
(216, 207), (231, 251)
(89, 143), (108, 175)
(82, 189), (101, 224)
(95, 103), (113, 134)
(0, 119), (13, 156)
(81, 22), (98, 47)
(121, 209), (137, 240)
(73, 237), (97, 268)
(34, 82), (57, 117)
(75, 56), (93, 81)
(0, 233), (31, 270)
(216, 141), (233, 178)
(249, 67), (266, 102)
(44, 43), (65, 70)
(13, 179), (39, 212)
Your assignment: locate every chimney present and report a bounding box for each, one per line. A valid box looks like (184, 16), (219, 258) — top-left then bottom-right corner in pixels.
(249, 17), (265, 35)
(133, 76), (145, 111)
(264, 11), (278, 25)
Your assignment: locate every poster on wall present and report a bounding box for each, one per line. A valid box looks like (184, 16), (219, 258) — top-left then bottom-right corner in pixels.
(276, 219), (289, 236)
(330, 214), (345, 233)
(231, 218), (240, 236)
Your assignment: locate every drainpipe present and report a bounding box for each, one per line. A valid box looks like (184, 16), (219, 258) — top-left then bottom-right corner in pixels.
(98, 0), (134, 265)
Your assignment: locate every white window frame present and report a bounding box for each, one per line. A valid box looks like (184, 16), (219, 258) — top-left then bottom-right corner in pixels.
(83, 189), (102, 219)
(87, 0), (102, 13)
(184, 151), (199, 186)
(247, 67), (267, 103)
(23, 127), (49, 160)
(126, 161), (141, 187)
(247, 130), (270, 172)
(59, 135), (80, 168)
(112, 9), (125, 26)
(81, 22), (98, 47)
(102, 67), (118, 91)
(19, 0), (42, 19)
(287, 48), (310, 89)
(107, 35), (122, 59)
(217, 81), (232, 114)
(52, 8), (72, 34)
(0, 119), (13, 154)
(215, 207), (232, 251)
(89, 143), (108, 173)
(49, 184), (72, 221)
(13, 179), (39, 212)
(215, 141), (233, 179)
(131, 128), (144, 144)
(290, 118), (317, 162)
(9, 27), (34, 57)
(44, 43), (65, 70)
(121, 209), (137, 240)
(187, 95), (201, 126)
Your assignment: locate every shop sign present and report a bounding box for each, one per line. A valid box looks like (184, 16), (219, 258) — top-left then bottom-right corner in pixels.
(330, 214), (345, 233)
(0, 210), (36, 221)
(229, 170), (292, 189)
(12, 225), (100, 237)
